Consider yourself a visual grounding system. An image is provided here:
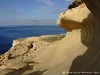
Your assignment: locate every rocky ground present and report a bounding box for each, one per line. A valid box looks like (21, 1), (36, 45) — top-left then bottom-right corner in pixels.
(0, 34), (65, 75)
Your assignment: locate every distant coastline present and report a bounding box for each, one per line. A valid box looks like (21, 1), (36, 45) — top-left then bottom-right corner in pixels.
(0, 25), (58, 27)
(0, 25), (65, 54)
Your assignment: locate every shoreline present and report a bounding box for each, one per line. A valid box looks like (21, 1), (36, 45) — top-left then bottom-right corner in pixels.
(0, 25), (65, 54)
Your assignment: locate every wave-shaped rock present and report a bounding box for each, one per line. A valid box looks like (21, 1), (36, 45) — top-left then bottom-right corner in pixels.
(0, 0), (100, 75)
(68, 0), (100, 74)
(57, 0), (100, 74)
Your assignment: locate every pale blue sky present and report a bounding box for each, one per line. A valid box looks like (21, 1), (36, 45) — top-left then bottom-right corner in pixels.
(0, 0), (72, 26)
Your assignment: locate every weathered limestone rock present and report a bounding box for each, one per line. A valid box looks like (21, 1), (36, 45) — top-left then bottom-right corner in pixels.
(0, 0), (100, 75)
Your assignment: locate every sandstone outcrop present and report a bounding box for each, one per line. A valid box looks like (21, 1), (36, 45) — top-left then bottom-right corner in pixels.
(0, 0), (100, 75)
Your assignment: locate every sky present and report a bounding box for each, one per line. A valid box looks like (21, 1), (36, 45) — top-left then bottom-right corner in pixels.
(0, 0), (72, 26)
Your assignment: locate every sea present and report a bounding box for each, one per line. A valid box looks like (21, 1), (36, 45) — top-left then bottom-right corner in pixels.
(0, 25), (65, 54)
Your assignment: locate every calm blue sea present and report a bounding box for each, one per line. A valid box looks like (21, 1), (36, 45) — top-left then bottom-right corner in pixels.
(0, 25), (65, 54)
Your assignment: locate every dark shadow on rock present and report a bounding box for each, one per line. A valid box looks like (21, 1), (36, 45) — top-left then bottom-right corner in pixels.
(68, 51), (100, 75)
(5, 65), (33, 75)
(68, 9), (100, 75)
(25, 69), (48, 75)
(68, 0), (82, 9)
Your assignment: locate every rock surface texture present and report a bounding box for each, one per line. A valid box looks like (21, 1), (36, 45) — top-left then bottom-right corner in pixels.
(0, 0), (100, 75)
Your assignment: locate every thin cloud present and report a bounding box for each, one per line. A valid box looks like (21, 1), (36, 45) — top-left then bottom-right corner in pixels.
(35, 0), (65, 14)
(7, 9), (22, 16)
(34, 6), (62, 15)
(27, 19), (55, 24)
(66, 0), (73, 2)
(46, 8), (63, 14)
(37, 0), (54, 6)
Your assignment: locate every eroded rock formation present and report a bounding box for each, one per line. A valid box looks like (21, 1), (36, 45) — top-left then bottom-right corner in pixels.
(0, 0), (100, 75)
(68, 0), (100, 74)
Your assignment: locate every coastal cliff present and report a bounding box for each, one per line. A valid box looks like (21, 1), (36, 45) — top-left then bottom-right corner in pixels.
(0, 0), (100, 75)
